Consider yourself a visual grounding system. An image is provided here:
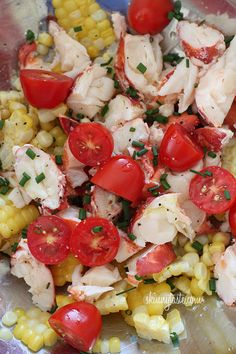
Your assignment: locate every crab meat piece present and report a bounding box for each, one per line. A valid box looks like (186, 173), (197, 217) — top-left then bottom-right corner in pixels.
(181, 199), (206, 233)
(111, 12), (127, 40)
(214, 243), (236, 306)
(81, 264), (121, 287)
(90, 186), (122, 221)
(13, 145), (65, 210)
(67, 64), (115, 119)
(132, 193), (195, 247)
(2, 171), (32, 208)
(115, 229), (142, 263)
(177, 20), (225, 67)
(104, 94), (145, 130)
(115, 33), (163, 97)
(195, 36), (236, 127)
(158, 58), (199, 113)
(149, 124), (165, 147)
(57, 206), (80, 223)
(49, 21), (90, 78)
(11, 239), (55, 311)
(112, 118), (150, 154)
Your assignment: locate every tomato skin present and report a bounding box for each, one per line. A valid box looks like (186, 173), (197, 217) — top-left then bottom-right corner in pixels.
(49, 302), (102, 352)
(229, 203), (236, 237)
(189, 166), (236, 214)
(68, 123), (114, 167)
(91, 155), (145, 203)
(128, 0), (173, 34)
(70, 217), (120, 267)
(20, 69), (74, 109)
(59, 115), (79, 135)
(224, 100), (236, 129)
(27, 216), (71, 265)
(159, 123), (204, 172)
(18, 42), (37, 67)
(194, 127), (227, 152)
(166, 113), (200, 133)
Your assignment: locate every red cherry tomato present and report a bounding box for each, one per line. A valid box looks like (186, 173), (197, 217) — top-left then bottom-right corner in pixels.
(70, 217), (120, 267)
(91, 155), (145, 203)
(18, 42), (37, 67)
(68, 123), (114, 167)
(189, 166), (236, 214)
(59, 115), (79, 135)
(159, 123), (204, 172)
(128, 0), (173, 35)
(165, 113), (200, 133)
(27, 216), (71, 265)
(224, 100), (236, 129)
(20, 69), (74, 109)
(229, 203), (236, 237)
(49, 302), (102, 352)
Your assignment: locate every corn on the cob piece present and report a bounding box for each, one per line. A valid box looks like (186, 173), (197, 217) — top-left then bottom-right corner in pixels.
(133, 313), (170, 344)
(166, 309), (185, 336)
(93, 337), (121, 354)
(51, 254), (81, 286)
(52, 0), (116, 58)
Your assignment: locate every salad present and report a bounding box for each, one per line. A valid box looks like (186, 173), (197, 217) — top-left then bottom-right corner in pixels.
(0, 0), (236, 352)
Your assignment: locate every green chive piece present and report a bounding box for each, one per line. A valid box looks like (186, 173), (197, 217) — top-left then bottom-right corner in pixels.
(101, 104), (109, 117)
(137, 62), (147, 74)
(76, 113), (85, 120)
(153, 157), (158, 167)
(148, 185), (160, 196)
(116, 220), (129, 229)
(209, 278), (216, 292)
(204, 170), (213, 177)
(35, 173), (45, 184)
(126, 86), (138, 99)
(132, 140), (145, 148)
(146, 108), (159, 116)
(74, 26), (82, 32)
(122, 199), (131, 221)
(83, 194), (91, 205)
(128, 233), (137, 241)
(114, 79), (120, 89)
(55, 155), (63, 165)
(163, 53), (184, 65)
(154, 114), (169, 124)
(0, 178), (9, 187)
(224, 190), (231, 200)
(79, 208), (86, 220)
(166, 278), (175, 290)
(129, 127), (136, 132)
(92, 226), (103, 233)
(11, 242), (19, 253)
(190, 169), (213, 177)
(137, 148), (148, 157)
(168, 11), (175, 20)
(0, 186), (9, 195)
(106, 66), (113, 74)
(26, 148), (36, 160)
(160, 174), (171, 190)
(143, 279), (156, 284)
(132, 150), (137, 160)
(49, 304), (58, 314)
(26, 29), (35, 43)
(22, 228), (27, 239)
(135, 275), (143, 281)
(125, 309), (132, 316)
(19, 172), (31, 187)
(186, 58), (190, 68)
(224, 35), (234, 48)
(152, 146), (158, 157)
(170, 332), (180, 348)
(0, 120), (5, 129)
(207, 151), (217, 158)
(116, 287), (136, 296)
(100, 57), (113, 67)
(192, 240), (203, 253)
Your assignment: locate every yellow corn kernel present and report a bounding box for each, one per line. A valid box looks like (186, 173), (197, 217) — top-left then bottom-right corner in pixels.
(22, 329), (34, 345)
(58, 19), (71, 30)
(97, 19), (110, 31)
(52, 63), (62, 73)
(13, 323), (27, 339)
(64, 0), (78, 12)
(51, 254), (80, 286)
(2, 311), (18, 326)
(138, 284), (155, 296)
(36, 130), (54, 149)
(209, 241), (225, 255)
(84, 17), (96, 30)
(168, 259), (191, 276)
(56, 294), (74, 308)
(52, 0), (62, 7)
(38, 312), (50, 324)
(190, 278), (204, 297)
(89, 3), (100, 14)
(55, 8), (68, 19)
(127, 289), (144, 310)
(37, 43), (49, 56)
(27, 307), (42, 319)
(14, 307), (25, 320)
(0, 328), (13, 341)
(34, 324), (48, 335)
(50, 126), (64, 139)
(0, 107), (11, 119)
(155, 282), (171, 294)
(153, 268), (172, 283)
(201, 249), (214, 267)
(147, 302), (164, 316)
(55, 134), (67, 147)
(17, 315), (28, 324)
(174, 276), (191, 295)
(184, 241), (198, 253)
(101, 28), (114, 39)
(166, 309), (185, 335)
(198, 278), (211, 294)
(43, 328), (58, 347)
(93, 338), (102, 353)
(8, 101), (27, 114)
(80, 5), (89, 17)
(182, 252), (200, 267)
(104, 36), (116, 47)
(88, 29), (100, 41)
(109, 337), (121, 353)
(212, 232), (230, 245)
(194, 262), (208, 280)
(28, 333), (44, 352)
(40, 121), (56, 131)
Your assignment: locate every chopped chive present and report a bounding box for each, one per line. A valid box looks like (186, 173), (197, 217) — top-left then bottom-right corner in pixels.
(192, 240), (203, 253)
(137, 62), (147, 74)
(168, 0), (183, 22)
(160, 174), (171, 190)
(67, 108), (73, 117)
(129, 127), (136, 132)
(186, 58), (190, 68)
(224, 190), (231, 200)
(0, 186), (9, 195)
(154, 114), (169, 124)
(190, 169), (213, 177)
(137, 148), (148, 157)
(194, 83), (199, 88)
(116, 220), (129, 229)
(125, 309), (132, 316)
(132, 150), (137, 160)
(122, 199), (131, 221)
(168, 11), (175, 20)
(26, 148), (36, 160)
(0, 120), (5, 129)
(166, 278), (175, 290)
(55, 155), (63, 165)
(74, 26), (83, 32)
(19, 172), (31, 187)
(101, 104), (109, 117)
(156, 100), (163, 106)
(207, 151), (217, 158)
(92, 226), (103, 233)
(209, 278), (216, 292)
(101, 57), (113, 67)
(26, 29), (35, 43)
(79, 208), (87, 220)
(49, 304), (58, 314)
(83, 194), (91, 205)
(116, 287), (136, 296)
(128, 233), (137, 241)
(153, 157), (158, 167)
(106, 66), (113, 74)
(174, 0), (182, 12)
(204, 170), (213, 177)
(135, 275), (143, 281)
(46, 282), (50, 289)
(35, 173), (45, 184)
(170, 332), (179, 348)
(76, 113), (85, 120)
(22, 228), (27, 239)
(163, 53), (184, 65)
(146, 108), (159, 116)
(0, 177), (9, 187)
(132, 140), (145, 148)
(11, 242), (19, 253)
(148, 185), (160, 192)
(143, 278), (156, 284)
(152, 146), (158, 157)
(224, 35), (234, 48)
(126, 86), (138, 99)
(114, 79), (120, 89)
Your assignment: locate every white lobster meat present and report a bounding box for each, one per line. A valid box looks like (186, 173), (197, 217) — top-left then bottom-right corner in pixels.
(111, 12), (127, 40)
(67, 64), (115, 118)
(104, 94), (146, 130)
(90, 186), (122, 221)
(214, 243), (236, 306)
(11, 240), (55, 312)
(80, 264), (121, 287)
(177, 20), (225, 67)
(115, 229), (142, 263)
(13, 145), (65, 210)
(49, 21), (91, 78)
(195, 36), (236, 127)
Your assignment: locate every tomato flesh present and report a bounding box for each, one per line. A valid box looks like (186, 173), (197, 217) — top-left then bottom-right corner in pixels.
(229, 203), (236, 237)
(224, 100), (236, 129)
(18, 42), (37, 67)
(49, 302), (102, 352)
(159, 123), (204, 172)
(27, 215), (71, 265)
(128, 0), (173, 34)
(59, 115), (79, 135)
(189, 166), (236, 214)
(91, 155), (145, 203)
(68, 122), (114, 167)
(20, 69), (74, 109)
(70, 217), (120, 267)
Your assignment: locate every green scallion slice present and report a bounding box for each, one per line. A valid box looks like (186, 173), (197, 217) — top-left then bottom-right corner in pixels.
(125, 309), (132, 316)
(122, 199), (131, 221)
(137, 148), (148, 157)
(83, 194), (91, 205)
(170, 332), (180, 348)
(143, 279), (156, 284)
(0, 186), (9, 195)
(76, 113), (85, 120)
(137, 62), (147, 74)
(129, 127), (136, 132)
(22, 228), (28, 239)
(92, 226), (103, 233)
(106, 67), (113, 74)
(186, 58), (190, 68)
(153, 157), (158, 167)
(166, 278), (175, 290)
(26, 29), (35, 43)
(135, 275), (143, 281)
(146, 108), (159, 116)
(126, 86), (138, 99)
(100, 57), (113, 67)
(0, 120), (5, 129)
(192, 240), (203, 253)
(209, 278), (216, 292)
(116, 287), (136, 296)
(128, 233), (137, 241)
(207, 151), (217, 158)
(74, 26), (83, 32)
(101, 104), (109, 117)
(55, 155), (63, 165)
(152, 146), (158, 157)
(35, 173), (45, 184)
(154, 114), (169, 124)
(132, 140), (145, 148)
(114, 79), (120, 89)
(224, 190), (231, 200)
(19, 172), (31, 187)
(79, 208), (86, 220)
(26, 148), (36, 160)
(160, 174), (171, 190)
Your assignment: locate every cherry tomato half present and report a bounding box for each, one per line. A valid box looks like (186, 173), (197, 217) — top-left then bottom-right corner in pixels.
(159, 123), (204, 172)
(128, 0), (173, 35)
(59, 115), (79, 135)
(229, 203), (236, 237)
(70, 217), (120, 267)
(27, 215), (71, 265)
(49, 302), (102, 352)
(194, 127), (227, 152)
(189, 166), (236, 214)
(18, 42), (37, 68)
(68, 122), (114, 167)
(224, 100), (236, 129)
(91, 155), (145, 203)
(20, 69), (74, 109)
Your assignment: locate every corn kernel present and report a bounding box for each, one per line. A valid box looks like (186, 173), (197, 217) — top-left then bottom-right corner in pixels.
(93, 338), (102, 353)
(55, 8), (67, 19)
(92, 9), (107, 22)
(194, 262), (208, 280)
(209, 241), (225, 255)
(182, 252), (199, 267)
(52, 63), (63, 73)
(37, 43), (49, 56)
(22, 329), (34, 345)
(80, 5), (89, 17)
(94, 38), (105, 50)
(147, 302), (164, 316)
(0, 328), (13, 341)
(64, 0), (77, 12)
(43, 328), (58, 347)
(89, 3), (100, 15)
(184, 241), (198, 253)
(104, 35), (116, 47)
(109, 337), (121, 353)
(174, 276), (191, 295)
(201, 250), (214, 267)
(69, 9), (82, 20)
(101, 339), (109, 354)
(13, 323), (27, 339)
(58, 19), (71, 29)
(52, 0), (62, 8)
(212, 232), (230, 246)
(198, 278), (210, 293)
(0, 108), (10, 119)
(190, 278), (204, 296)
(88, 29), (100, 40)
(127, 290), (144, 310)
(36, 130), (54, 148)
(40, 121), (56, 131)
(8, 101), (27, 114)
(17, 315), (28, 324)
(14, 307), (25, 319)
(155, 282), (171, 294)
(50, 126), (64, 139)
(34, 324), (48, 334)
(28, 333), (44, 352)
(2, 311), (18, 327)
(97, 19), (110, 31)
(166, 309), (185, 335)
(26, 307), (42, 319)
(56, 295), (74, 308)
